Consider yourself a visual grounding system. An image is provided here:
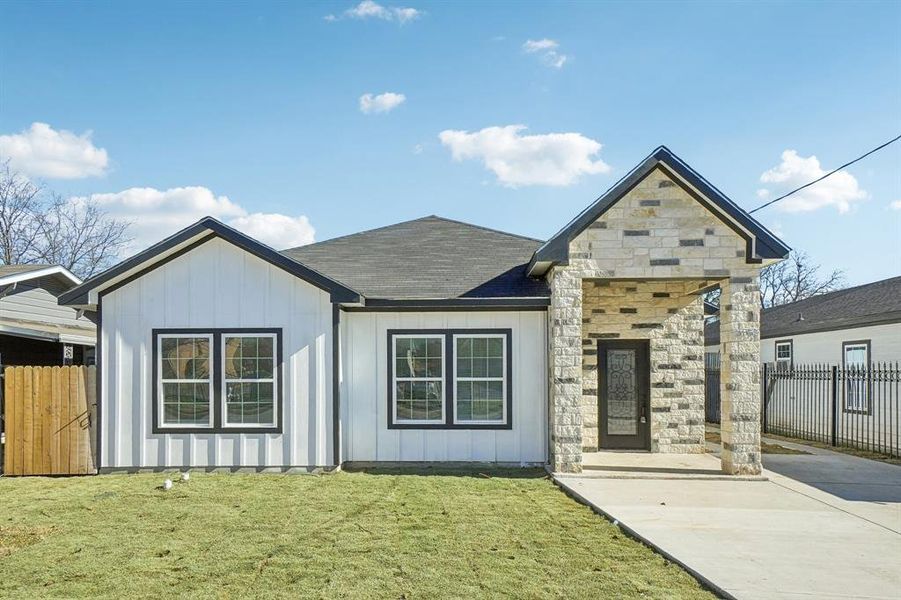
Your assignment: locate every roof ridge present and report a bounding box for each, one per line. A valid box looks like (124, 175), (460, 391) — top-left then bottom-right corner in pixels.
(764, 275), (901, 314)
(285, 215), (543, 252)
(420, 215), (545, 243)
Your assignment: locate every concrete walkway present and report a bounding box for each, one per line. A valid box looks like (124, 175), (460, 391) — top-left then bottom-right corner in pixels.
(555, 447), (901, 600)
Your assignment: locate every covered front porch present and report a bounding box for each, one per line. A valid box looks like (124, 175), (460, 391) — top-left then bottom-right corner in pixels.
(530, 148), (787, 476)
(549, 273), (763, 475)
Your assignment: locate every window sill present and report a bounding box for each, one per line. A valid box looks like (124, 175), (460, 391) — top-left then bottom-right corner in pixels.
(152, 426), (283, 435)
(387, 422), (512, 430)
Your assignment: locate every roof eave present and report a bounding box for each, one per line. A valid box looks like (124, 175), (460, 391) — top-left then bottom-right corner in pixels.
(58, 217), (363, 308)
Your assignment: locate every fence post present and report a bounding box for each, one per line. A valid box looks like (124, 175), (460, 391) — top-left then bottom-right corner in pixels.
(830, 365), (838, 447)
(762, 363), (769, 435)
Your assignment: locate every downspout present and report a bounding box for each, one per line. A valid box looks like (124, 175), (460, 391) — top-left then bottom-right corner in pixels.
(331, 304), (341, 470)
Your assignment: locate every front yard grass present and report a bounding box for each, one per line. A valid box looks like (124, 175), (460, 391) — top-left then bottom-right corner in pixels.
(0, 469), (712, 599)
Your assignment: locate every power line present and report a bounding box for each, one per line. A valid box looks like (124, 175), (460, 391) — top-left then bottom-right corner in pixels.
(748, 133), (901, 214)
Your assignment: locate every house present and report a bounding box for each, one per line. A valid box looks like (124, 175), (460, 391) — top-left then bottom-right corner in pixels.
(0, 265), (96, 366)
(58, 147), (790, 474)
(705, 276), (901, 368)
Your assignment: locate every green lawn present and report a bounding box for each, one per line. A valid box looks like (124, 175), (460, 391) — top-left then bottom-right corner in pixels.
(0, 469), (712, 599)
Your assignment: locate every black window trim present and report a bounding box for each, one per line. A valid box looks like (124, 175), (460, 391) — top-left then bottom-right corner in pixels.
(152, 327), (284, 434)
(386, 328), (513, 430)
(841, 339), (872, 415)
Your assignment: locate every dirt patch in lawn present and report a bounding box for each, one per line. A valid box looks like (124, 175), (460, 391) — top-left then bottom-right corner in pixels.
(0, 525), (56, 558)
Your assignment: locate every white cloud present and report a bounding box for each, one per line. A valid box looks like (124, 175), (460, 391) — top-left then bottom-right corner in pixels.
(72, 186), (315, 253)
(359, 92), (406, 114)
(228, 213), (316, 248)
(757, 150), (867, 213)
(438, 124), (610, 187)
(326, 1), (421, 24)
(890, 200), (901, 211)
(0, 122), (109, 179)
(522, 38), (568, 69)
(413, 144), (424, 154)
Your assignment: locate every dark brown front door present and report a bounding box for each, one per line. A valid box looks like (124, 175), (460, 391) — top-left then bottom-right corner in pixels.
(598, 340), (651, 450)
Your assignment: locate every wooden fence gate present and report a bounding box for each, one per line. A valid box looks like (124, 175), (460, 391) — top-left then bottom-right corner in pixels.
(2, 366), (96, 476)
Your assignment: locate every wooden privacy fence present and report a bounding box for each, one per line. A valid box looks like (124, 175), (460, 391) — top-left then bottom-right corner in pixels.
(3, 366), (96, 476)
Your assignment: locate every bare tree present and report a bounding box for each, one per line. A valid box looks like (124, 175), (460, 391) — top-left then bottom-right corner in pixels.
(35, 195), (132, 278)
(759, 250), (844, 308)
(0, 162), (44, 265)
(0, 161), (131, 279)
(703, 250), (844, 310)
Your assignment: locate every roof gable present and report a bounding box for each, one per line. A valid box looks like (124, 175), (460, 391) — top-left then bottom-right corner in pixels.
(283, 215), (549, 300)
(0, 264), (81, 289)
(58, 217), (361, 308)
(528, 146), (791, 275)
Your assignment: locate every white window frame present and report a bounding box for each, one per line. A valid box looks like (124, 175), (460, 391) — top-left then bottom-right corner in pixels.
(220, 332), (279, 429)
(843, 342), (870, 413)
(452, 333), (508, 425)
(775, 340), (792, 370)
(391, 334), (446, 425)
(158, 333), (214, 429)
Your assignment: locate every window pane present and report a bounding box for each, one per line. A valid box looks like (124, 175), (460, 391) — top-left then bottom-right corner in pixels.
(258, 358), (274, 378)
(426, 358), (442, 378)
(457, 401), (472, 421)
(486, 401), (503, 421)
(393, 336), (444, 423)
(395, 357), (411, 378)
(411, 358), (427, 378)
(487, 358), (503, 378)
(395, 338), (411, 359)
(161, 381), (209, 426)
(224, 336), (274, 381)
(160, 337), (209, 381)
(457, 357), (471, 377)
(225, 381), (275, 425)
(395, 380), (442, 421)
(454, 336), (506, 423)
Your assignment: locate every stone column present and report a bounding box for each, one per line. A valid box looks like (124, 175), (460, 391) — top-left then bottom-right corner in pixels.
(719, 271), (762, 475)
(548, 267), (583, 473)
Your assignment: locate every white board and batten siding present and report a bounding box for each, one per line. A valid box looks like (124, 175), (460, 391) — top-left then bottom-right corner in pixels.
(341, 311), (548, 464)
(100, 237), (335, 470)
(760, 323), (901, 364)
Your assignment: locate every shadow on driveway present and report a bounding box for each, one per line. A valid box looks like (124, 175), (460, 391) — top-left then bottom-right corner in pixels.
(763, 452), (901, 503)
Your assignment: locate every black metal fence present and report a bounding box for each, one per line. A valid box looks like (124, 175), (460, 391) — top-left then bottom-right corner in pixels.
(704, 352), (721, 424)
(704, 354), (901, 458)
(763, 362), (900, 457)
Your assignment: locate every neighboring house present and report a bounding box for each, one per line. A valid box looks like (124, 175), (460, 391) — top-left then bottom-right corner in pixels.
(0, 265), (96, 366)
(705, 276), (901, 367)
(58, 147), (789, 474)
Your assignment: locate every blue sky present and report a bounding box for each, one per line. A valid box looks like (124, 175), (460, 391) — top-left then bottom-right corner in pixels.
(1, 1), (899, 285)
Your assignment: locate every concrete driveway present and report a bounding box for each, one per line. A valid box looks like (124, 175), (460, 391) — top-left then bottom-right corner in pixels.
(555, 444), (901, 600)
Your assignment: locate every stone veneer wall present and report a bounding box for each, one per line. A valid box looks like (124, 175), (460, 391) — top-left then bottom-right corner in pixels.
(720, 271), (763, 474)
(581, 280), (705, 453)
(547, 165), (766, 473)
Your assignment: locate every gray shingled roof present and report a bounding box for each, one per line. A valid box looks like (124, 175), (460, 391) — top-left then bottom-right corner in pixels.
(705, 276), (901, 345)
(282, 216), (549, 300)
(0, 264), (52, 277)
